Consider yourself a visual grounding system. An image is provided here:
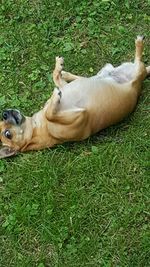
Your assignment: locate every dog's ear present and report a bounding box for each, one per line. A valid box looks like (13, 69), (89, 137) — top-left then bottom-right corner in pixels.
(0, 146), (17, 159)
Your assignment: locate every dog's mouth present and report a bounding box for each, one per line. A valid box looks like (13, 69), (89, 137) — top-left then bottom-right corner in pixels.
(0, 145), (17, 159)
(2, 109), (25, 126)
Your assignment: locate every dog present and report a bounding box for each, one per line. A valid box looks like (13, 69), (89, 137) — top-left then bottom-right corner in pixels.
(0, 36), (149, 158)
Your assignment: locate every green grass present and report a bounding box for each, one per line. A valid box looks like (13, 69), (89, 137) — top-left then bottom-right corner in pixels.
(0, 1), (150, 266)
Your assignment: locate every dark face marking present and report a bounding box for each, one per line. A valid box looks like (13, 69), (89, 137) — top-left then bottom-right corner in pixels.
(2, 109), (25, 126)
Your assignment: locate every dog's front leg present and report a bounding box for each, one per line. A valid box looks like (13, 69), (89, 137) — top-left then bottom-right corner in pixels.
(53, 56), (84, 87)
(46, 107), (87, 125)
(45, 89), (87, 126)
(53, 56), (67, 87)
(61, 70), (84, 82)
(46, 106), (88, 141)
(44, 87), (61, 119)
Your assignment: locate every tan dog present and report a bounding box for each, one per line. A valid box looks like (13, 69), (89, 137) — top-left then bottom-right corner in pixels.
(0, 36), (149, 158)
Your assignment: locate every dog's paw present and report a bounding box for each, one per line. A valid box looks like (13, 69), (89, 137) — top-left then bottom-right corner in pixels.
(55, 56), (64, 72)
(57, 88), (62, 98)
(137, 35), (145, 41)
(53, 87), (62, 103)
(136, 35), (145, 45)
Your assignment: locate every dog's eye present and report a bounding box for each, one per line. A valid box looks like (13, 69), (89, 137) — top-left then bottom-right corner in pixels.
(4, 130), (12, 139)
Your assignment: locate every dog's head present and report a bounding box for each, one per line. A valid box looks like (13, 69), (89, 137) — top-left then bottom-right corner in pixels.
(0, 109), (31, 158)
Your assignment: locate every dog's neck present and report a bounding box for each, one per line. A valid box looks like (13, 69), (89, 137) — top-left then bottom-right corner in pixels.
(21, 110), (58, 151)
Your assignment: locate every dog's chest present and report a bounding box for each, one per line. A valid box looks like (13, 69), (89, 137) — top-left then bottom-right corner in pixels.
(59, 81), (88, 110)
(32, 112), (44, 128)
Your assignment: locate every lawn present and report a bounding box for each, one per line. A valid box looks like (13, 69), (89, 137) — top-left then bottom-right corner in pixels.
(0, 1), (150, 266)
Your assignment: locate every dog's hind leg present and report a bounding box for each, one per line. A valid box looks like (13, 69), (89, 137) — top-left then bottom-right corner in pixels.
(134, 35), (145, 63)
(132, 36), (147, 91)
(134, 36), (147, 79)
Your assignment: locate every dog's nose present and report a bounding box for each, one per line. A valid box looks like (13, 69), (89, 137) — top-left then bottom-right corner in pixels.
(2, 111), (9, 120)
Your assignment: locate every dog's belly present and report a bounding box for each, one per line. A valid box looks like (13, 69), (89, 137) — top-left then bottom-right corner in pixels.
(59, 76), (131, 110)
(59, 77), (136, 134)
(110, 63), (136, 83)
(59, 77), (114, 110)
(97, 62), (136, 83)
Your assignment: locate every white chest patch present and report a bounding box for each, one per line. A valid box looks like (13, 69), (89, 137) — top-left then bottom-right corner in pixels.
(32, 112), (43, 128)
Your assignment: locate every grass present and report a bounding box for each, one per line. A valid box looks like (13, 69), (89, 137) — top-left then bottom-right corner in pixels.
(0, 0), (150, 266)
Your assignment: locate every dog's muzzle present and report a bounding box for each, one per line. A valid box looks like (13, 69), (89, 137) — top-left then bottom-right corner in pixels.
(2, 109), (25, 125)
